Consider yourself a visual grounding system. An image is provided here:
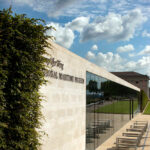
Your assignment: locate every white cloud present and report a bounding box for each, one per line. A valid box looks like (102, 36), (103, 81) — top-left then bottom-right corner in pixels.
(128, 53), (136, 57)
(142, 30), (150, 37)
(117, 44), (134, 53)
(91, 44), (98, 51)
(3, 0), (150, 19)
(12, 0), (81, 17)
(86, 51), (124, 71)
(81, 9), (147, 42)
(138, 56), (150, 68)
(46, 0), (81, 17)
(86, 51), (150, 76)
(138, 0), (150, 3)
(86, 51), (95, 59)
(13, 0), (33, 6)
(91, 0), (108, 3)
(65, 16), (89, 32)
(47, 22), (75, 49)
(124, 56), (150, 76)
(138, 45), (150, 55)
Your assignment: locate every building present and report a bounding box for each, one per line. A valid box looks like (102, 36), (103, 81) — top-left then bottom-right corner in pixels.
(40, 41), (141, 150)
(111, 72), (149, 98)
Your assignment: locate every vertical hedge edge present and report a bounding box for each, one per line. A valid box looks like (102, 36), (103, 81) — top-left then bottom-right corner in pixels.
(0, 8), (53, 150)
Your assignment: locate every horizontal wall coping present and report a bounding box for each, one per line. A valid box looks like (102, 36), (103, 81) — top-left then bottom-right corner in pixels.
(47, 40), (140, 92)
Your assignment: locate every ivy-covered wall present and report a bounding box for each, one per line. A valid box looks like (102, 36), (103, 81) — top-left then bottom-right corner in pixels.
(0, 8), (53, 150)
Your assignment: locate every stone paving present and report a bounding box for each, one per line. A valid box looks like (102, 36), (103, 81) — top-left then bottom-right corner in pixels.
(96, 113), (150, 150)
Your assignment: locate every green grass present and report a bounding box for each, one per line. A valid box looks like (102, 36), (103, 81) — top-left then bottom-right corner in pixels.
(95, 100), (138, 114)
(143, 101), (150, 114)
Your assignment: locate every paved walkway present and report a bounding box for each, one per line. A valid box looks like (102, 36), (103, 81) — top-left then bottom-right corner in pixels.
(96, 113), (150, 150)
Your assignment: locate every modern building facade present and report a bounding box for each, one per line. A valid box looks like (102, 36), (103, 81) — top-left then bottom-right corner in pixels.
(111, 72), (149, 98)
(40, 41), (141, 150)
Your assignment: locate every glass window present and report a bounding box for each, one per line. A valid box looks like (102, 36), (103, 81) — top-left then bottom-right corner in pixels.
(86, 71), (140, 150)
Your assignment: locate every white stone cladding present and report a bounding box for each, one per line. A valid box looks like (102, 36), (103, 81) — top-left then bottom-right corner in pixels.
(40, 40), (140, 150)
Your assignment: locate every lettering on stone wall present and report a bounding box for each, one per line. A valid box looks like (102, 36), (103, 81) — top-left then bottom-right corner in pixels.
(47, 58), (64, 70)
(45, 57), (84, 84)
(45, 70), (58, 79)
(45, 70), (84, 84)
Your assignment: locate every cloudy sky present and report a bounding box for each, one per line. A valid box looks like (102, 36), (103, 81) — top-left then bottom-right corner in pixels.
(1, 0), (150, 77)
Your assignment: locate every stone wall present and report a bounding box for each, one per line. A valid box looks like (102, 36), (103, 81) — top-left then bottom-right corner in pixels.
(40, 41), (140, 150)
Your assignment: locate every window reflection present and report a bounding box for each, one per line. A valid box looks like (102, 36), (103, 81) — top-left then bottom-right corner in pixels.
(86, 71), (140, 150)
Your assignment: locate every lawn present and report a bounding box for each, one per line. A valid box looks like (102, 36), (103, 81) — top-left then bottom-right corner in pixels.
(143, 101), (150, 114)
(95, 100), (138, 114)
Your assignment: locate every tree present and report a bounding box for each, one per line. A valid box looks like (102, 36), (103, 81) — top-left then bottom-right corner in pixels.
(87, 80), (98, 93)
(0, 8), (53, 150)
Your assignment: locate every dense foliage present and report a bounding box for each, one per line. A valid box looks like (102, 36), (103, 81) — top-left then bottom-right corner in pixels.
(101, 81), (138, 97)
(143, 101), (150, 114)
(0, 8), (53, 150)
(86, 80), (99, 93)
(141, 90), (149, 111)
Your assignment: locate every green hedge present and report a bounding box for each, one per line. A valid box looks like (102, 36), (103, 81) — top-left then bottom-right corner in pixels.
(143, 101), (150, 114)
(141, 90), (149, 111)
(0, 8), (53, 149)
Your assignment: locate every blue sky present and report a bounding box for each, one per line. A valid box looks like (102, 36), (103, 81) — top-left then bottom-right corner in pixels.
(1, 0), (150, 77)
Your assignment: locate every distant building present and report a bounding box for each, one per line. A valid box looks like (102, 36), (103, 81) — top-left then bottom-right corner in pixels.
(111, 71), (150, 98)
